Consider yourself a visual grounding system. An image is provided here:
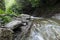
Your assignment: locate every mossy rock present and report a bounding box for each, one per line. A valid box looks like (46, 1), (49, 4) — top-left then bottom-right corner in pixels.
(0, 28), (13, 40)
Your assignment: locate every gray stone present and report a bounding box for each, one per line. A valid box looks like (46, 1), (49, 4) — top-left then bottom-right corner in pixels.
(4, 20), (22, 30)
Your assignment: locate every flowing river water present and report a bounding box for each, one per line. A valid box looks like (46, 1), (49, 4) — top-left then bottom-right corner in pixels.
(19, 18), (60, 40)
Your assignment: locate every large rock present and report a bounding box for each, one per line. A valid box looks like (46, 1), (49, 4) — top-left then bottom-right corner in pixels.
(5, 20), (22, 30)
(0, 28), (13, 40)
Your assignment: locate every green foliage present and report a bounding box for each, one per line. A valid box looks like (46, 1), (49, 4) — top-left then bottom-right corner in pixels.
(0, 0), (16, 24)
(0, 9), (5, 14)
(0, 9), (12, 24)
(0, 0), (22, 25)
(1, 16), (12, 24)
(29, 0), (40, 7)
